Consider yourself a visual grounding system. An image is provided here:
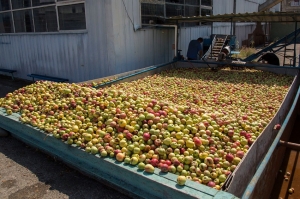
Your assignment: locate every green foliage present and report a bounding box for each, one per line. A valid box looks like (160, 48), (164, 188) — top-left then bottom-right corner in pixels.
(232, 47), (257, 59)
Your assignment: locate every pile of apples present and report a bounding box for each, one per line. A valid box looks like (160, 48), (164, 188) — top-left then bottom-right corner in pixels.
(79, 77), (116, 88)
(0, 67), (293, 189)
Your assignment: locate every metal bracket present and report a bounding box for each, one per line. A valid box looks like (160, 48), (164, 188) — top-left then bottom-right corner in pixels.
(278, 140), (300, 151)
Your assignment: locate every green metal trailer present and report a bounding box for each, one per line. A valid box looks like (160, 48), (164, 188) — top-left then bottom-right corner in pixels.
(0, 60), (299, 199)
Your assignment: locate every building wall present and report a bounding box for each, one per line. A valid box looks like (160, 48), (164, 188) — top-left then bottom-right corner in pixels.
(270, 22), (300, 42)
(282, 0), (300, 11)
(0, 0), (285, 83)
(0, 0), (175, 82)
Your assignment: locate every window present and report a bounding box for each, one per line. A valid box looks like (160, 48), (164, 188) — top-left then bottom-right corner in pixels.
(165, 0), (184, 4)
(0, 12), (13, 33)
(186, 0), (199, 6)
(166, 4), (184, 17)
(141, 0), (212, 26)
(11, 0), (31, 9)
(58, 3), (86, 30)
(201, 8), (211, 16)
(201, 0), (212, 6)
(141, 3), (164, 16)
(33, 6), (57, 32)
(185, 5), (199, 17)
(32, 0), (55, 7)
(201, 8), (212, 25)
(291, 0), (300, 6)
(0, 0), (10, 11)
(14, 10), (34, 32)
(0, 0), (86, 33)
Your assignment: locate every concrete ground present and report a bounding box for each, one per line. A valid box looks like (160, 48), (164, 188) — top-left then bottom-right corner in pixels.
(0, 75), (131, 199)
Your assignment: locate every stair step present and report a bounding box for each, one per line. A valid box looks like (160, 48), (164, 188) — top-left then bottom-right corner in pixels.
(284, 55), (294, 58)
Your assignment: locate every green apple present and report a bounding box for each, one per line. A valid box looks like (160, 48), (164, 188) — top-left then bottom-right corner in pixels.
(177, 176), (187, 186)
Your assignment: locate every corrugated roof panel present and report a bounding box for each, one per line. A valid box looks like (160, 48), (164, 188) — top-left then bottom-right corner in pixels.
(167, 11), (300, 23)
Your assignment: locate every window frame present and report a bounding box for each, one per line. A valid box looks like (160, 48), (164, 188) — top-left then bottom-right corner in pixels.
(0, 0), (86, 34)
(140, 0), (213, 26)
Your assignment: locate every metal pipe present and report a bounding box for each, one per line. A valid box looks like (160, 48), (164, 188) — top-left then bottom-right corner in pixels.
(230, 18), (233, 36)
(279, 140), (300, 151)
(294, 21), (298, 67)
(94, 61), (176, 89)
(233, 0), (236, 36)
(241, 86), (300, 199)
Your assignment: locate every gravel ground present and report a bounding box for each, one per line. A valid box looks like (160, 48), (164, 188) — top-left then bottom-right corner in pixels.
(0, 75), (132, 199)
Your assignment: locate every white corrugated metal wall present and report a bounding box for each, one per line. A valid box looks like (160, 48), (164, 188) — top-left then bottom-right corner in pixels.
(0, 0), (283, 82)
(0, 0), (175, 82)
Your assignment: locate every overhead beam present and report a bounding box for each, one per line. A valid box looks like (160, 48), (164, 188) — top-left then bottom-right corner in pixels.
(258, 0), (283, 12)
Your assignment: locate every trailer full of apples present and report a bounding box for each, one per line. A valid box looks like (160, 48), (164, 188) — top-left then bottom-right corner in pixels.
(0, 68), (293, 189)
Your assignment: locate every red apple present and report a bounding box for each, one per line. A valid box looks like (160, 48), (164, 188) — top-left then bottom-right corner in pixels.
(225, 153), (234, 162)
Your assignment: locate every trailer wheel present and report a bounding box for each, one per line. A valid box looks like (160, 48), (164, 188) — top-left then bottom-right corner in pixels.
(258, 53), (280, 66)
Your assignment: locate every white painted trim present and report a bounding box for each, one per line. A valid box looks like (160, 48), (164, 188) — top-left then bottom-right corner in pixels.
(0, 1), (85, 13)
(0, 1), (86, 33)
(0, 29), (87, 36)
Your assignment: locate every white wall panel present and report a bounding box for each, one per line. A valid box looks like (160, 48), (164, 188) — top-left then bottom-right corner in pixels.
(0, 0), (175, 82)
(0, 0), (276, 83)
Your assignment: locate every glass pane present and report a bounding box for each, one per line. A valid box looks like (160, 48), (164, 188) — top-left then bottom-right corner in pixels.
(32, 0), (55, 7)
(0, 0), (10, 11)
(0, 12), (13, 33)
(201, 8), (211, 16)
(141, 3), (164, 16)
(13, 10), (34, 32)
(201, 0), (211, 6)
(33, 6), (57, 32)
(142, 16), (165, 24)
(165, 0), (184, 4)
(201, 8), (212, 25)
(185, 0), (199, 5)
(185, 6), (199, 17)
(11, 0), (31, 9)
(166, 4), (184, 17)
(58, 3), (86, 30)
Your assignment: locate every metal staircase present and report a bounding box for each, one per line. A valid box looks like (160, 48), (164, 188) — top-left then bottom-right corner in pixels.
(203, 35), (228, 60)
(283, 38), (296, 66)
